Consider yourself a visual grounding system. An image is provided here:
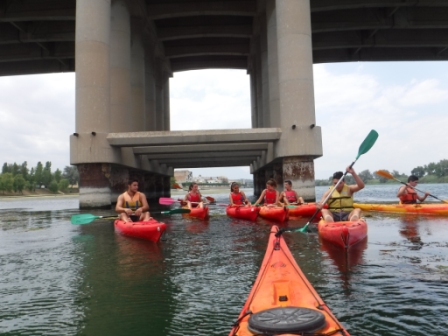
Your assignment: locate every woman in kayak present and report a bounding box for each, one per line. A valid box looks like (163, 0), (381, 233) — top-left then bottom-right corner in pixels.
(183, 182), (207, 209)
(254, 179), (280, 207)
(279, 180), (305, 205)
(397, 175), (430, 204)
(229, 182), (251, 206)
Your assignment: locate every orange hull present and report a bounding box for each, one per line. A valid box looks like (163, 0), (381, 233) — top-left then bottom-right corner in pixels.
(114, 219), (166, 242)
(182, 206), (209, 219)
(318, 219), (367, 249)
(259, 206), (288, 222)
(226, 206), (260, 221)
(354, 202), (448, 215)
(229, 226), (350, 336)
(288, 202), (326, 218)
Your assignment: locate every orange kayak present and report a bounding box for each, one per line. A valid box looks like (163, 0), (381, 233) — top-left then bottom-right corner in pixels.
(182, 206), (209, 219)
(318, 218), (367, 249)
(114, 219), (166, 242)
(354, 202), (448, 215)
(229, 225), (350, 336)
(259, 206), (288, 222)
(288, 202), (327, 218)
(226, 205), (260, 221)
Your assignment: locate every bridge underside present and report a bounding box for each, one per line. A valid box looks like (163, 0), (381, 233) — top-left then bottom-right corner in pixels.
(1, 0), (448, 77)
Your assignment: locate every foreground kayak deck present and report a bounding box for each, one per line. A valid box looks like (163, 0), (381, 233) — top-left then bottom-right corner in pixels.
(182, 206), (209, 219)
(114, 219), (166, 242)
(229, 226), (350, 336)
(318, 219), (367, 249)
(226, 205), (260, 221)
(354, 202), (448, 215)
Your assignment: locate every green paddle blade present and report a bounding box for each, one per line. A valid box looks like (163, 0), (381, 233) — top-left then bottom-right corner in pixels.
(356, 129), (378, 160)
(71, 214), (117, 225)
(161, 208), (191, 215)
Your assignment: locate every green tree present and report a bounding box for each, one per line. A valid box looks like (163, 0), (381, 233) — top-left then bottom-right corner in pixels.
(35, 162), (43, 188)
(12, 163), (19, 176)
(1, 173), (14, 193)
(358, 169), (373, 182)
(49, 180), (59, 193)
(13, 174), (26, 194)
(42, 161), (52, 188)
(63, 166), (79, 186)
(58, 179), (70, 192)
(2, 162), (8, 174)
(434, 159), (448, 177)
(411, 166), (425, 178)
(27, 167), (35, 191)
(54, 169), (62, 183)
(20, 161), (29, 180)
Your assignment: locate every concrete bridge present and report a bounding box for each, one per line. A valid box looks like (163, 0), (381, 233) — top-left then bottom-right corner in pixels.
(2, 0), (448, 208)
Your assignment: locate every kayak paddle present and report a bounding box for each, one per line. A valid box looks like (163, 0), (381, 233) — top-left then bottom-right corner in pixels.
(71, 208), (191, 225)
(375, 170), (448, 204)
(159, 197), (215, 205)
(276, 129), (379, 236)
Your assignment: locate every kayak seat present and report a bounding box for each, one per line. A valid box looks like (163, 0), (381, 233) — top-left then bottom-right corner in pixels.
(248, 307), (326, 334)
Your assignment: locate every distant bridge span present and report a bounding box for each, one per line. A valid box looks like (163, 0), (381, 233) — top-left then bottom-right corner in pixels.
(2, 0), (447, 207)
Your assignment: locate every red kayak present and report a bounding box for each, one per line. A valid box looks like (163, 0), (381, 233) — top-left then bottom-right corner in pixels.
(114, 219), (166, 242)
(318, 218), (367, 249)
(287, 202), (327, 218)
(259, 206), (288, 222)
(182, 206), (209, 219)
(226, 205), (260, 221)
(229, 225), (350, 336)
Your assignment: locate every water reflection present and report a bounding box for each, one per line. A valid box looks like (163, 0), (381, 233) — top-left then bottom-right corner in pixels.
(399, 215), (424, 250)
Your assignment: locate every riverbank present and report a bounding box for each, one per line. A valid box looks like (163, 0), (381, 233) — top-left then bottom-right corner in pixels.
(0, 189), (79, 200)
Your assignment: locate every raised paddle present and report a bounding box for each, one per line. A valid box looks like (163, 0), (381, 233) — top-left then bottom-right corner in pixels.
(276, 129), (379, 236)
(375, 170), (448, 204)
(71, 208), (191, 225)
(159, 197), (214, 205)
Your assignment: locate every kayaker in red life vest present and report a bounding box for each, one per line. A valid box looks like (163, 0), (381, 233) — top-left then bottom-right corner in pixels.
(279, 180), (305, 205)
(254, 179), (280, 207)
(317, 168), (364, 222)
(229, 182), (251, 206)
(115, 179), (151, 222)
(397, 175), (430, 204)
(183, 182), (208, 209)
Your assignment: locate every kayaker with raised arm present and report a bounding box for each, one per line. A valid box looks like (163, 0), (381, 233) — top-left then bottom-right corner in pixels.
(183, 182), (208, 209)
(116, 179), (151, 222)
(279, 180), (305, 205)
(397, 175), (430, 204)
(317, 168), (364, 222)
(254, 179), (280, 207)
(229, 182), (251, 206)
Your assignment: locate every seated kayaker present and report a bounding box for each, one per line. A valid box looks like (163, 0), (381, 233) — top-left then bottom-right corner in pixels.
(229, 182), (251, 206)
(317, 168), (364, 222)
(254, 179), (280, 207)
(397, 175), (430, 204)
(279, 180), (305, 206)
(115, 179), (151, 222)
(183, 182), (208, 209)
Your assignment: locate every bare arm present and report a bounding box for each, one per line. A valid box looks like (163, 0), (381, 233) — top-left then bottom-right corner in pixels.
(134, 193), (150, 216)
(397, 185), (407, 197)
(317, 189), (331, 209)
(229, 193), (235, 205)
(280, 192), (289, 205)
(255, 190), (266, 205)
(115, 195), (132, 215)
(348, 167), (365, 193)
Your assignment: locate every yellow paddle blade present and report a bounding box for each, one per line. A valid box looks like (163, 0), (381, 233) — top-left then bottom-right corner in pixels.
(375, 170), (395, 180)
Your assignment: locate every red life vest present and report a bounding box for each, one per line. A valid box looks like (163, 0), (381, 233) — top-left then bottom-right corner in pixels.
(285, 190), (297, 203)
(264, 189), (277, 204)
(188, 192), (201, 202)
(399, 187), (418, 204)
(231, 192), (244, 205)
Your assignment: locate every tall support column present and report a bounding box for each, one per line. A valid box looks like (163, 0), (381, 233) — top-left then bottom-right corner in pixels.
(254, 37), (263, 128)
(110, 0), (131, 132)
(249, 60), (258, 128)
(162, 72), (170, 131)
(73, 0), (115, 209)
(155, 59), (164, 130)
(145, 52), (157, 131)
(259, 13), (270, 128)
(266, 0), (280, 125)
(130, 28), (145, 131)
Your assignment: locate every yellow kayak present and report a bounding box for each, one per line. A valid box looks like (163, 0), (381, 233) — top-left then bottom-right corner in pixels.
(354, 203), (448, 215)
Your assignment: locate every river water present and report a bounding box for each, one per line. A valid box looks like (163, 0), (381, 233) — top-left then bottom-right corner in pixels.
(1, 184), (448, 335)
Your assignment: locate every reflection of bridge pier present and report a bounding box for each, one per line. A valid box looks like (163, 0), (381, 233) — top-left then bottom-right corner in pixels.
(4, 1), (445, 208)
(71, 0), (322, 208)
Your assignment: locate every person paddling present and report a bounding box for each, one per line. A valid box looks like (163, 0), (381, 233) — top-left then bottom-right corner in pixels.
(115, 179), (151, 222)
(279, 180), (305, 205)
(183, 182), (208, 209)
(254, 179), (280, 207)
(397, 175), (430, 204)
(317, 168), (364, 222)
(229, 182), (251, 206)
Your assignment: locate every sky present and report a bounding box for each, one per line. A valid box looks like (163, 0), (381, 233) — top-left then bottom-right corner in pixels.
(1, 61), (447, 180)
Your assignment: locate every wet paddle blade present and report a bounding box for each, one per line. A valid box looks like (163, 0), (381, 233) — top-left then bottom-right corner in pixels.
(159, 197), (177, 205)
(205, 196), (215, 202)
(374, 170), (396, 180)
(161, 208), (191, 215)
(71, 214), (117, 225)
(356, 130), (379, 160)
